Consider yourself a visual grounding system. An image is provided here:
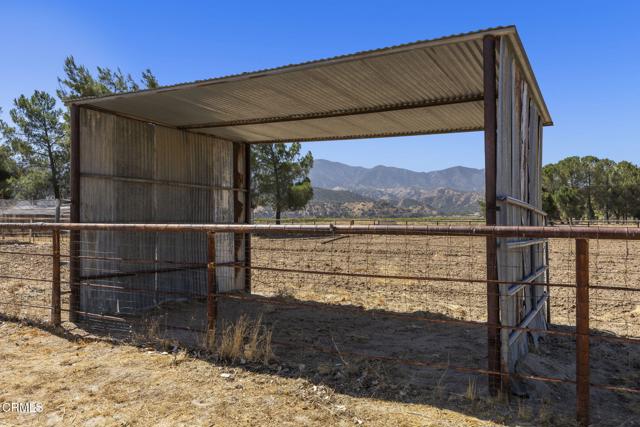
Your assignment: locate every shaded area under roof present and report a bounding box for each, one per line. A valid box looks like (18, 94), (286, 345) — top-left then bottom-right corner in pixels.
(73, 26), (552, 143)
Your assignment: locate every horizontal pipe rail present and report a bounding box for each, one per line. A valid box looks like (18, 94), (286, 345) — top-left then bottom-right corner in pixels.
(497, 195), (547, 217)
(508, 293), (549, 347)
(503, 238), (547, 250)
(4, 222), (640, 240)
(81, 173), (247, 193)
(507, 266), (548, 296)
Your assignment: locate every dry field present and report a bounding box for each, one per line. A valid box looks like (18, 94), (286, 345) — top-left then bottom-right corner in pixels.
(0, 231), (639, 426)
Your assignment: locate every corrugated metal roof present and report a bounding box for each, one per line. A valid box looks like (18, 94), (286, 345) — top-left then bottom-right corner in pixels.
(73, 26), (552, 143)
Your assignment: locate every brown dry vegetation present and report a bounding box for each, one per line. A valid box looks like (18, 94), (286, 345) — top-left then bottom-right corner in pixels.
(0, 231), (639, 426)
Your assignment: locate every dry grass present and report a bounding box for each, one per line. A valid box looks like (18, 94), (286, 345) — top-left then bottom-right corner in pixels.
(0, 321), (511, 427)
(465, 377), (478, 402)
(215, 314), (273, 366)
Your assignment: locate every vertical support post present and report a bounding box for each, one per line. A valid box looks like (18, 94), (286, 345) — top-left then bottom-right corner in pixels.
(244, 142), (252, 294)
(207, 232), (217, 345)
(483, 34), (501, 395)
(51, 229), (61, 326)
(69, 104), (81, 322)
(233, 143), (243, 290)
(545, 240), (551, 325)
(576, 238), (590, 427)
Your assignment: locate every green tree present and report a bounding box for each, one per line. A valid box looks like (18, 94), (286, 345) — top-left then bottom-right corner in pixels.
(550, 157), (586, 221)
(0, 109), (18, 198)
(57, 55), (159, 100)
(2, 91), (67, 199)
(581, 156), (600, 219)
(252, 143), (314, 224)
(609, 161), (640, 220)
(542, 156), (640, 222)
(9, 168), (53, 199)
(0, 145), (17, 198)
(592, 158), (615, 220)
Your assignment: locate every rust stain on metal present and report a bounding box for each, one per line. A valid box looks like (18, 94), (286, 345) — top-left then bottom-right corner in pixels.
(51, 229), (61, 326)
(576, 238), (590, 427)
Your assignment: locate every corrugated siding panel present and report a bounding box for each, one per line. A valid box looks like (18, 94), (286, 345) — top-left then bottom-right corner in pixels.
(496, 37), (547, 374)
(78, 109), (238, 317)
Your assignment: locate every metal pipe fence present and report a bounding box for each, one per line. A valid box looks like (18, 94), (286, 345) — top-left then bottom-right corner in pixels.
(0, 222), (639, 426)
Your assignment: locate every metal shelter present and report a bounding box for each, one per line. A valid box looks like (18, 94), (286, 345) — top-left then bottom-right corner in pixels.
(68, 25), (552, 392)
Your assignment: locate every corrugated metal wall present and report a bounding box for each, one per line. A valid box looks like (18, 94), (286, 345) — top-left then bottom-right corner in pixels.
(495, 37), (547, 374)
(78, 108), (242, 316)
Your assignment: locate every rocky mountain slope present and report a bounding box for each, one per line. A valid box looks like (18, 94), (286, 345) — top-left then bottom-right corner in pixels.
(254, 160), (484, 218)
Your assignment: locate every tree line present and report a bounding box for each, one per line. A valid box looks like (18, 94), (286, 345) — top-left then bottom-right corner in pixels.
(543, 156), (640, 222)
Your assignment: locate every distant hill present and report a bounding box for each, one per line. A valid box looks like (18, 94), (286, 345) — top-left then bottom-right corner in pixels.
(311, 187), (374, 204)
(254, 160), (485, 219)
(310, 159), (484, 192)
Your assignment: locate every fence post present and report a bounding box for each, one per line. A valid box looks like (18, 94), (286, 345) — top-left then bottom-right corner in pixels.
(51, 229), (61, 326)
(483, 33), (502, 395)
(207, 232), (217, 346)
(576, 238), (590, 427)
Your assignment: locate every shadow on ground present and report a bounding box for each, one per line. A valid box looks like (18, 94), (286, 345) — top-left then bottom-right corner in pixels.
(8, 293), (640, 427)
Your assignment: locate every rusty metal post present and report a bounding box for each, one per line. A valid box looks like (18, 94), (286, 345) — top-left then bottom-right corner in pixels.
(483, 34), (501, 395)
(576, 238), (590, 426)
(207, 232), (217, 345)
(244, 142), (252, 294)
(69, 104), (81, 322)
(233, 143), (243, 291)
(51, 229), (61, 326)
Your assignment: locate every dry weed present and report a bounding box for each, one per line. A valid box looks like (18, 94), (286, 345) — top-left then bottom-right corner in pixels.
(465, 377), (477, 401)
(275, 287), (294, 299)
(432, 362), (449, 400)
(537, 398), (552, 425)
(216, 314), (274, 365)
(517, 398), (532, 420)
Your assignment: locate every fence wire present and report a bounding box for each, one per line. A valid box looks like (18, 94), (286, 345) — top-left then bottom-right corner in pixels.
(0, 222), (639, 426)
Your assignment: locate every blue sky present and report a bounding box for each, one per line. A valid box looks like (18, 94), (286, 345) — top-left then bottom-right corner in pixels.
(1, 1), (639, 172)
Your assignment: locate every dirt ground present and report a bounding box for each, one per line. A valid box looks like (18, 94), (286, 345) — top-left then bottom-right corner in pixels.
(0, 231), (639, 426)
(0, 321), (511, 427)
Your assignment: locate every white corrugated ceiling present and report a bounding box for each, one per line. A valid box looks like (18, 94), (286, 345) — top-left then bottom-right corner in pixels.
(73, 26), (552, 143)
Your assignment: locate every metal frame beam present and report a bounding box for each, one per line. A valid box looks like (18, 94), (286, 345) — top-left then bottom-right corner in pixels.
(245, 126), (484, 145)
(243, 142), (252, 293)
(178, 95), (484, 130)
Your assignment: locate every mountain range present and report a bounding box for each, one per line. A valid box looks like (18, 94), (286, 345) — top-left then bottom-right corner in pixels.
(254, 159), (485, 219)
(309, 159), (485, 193)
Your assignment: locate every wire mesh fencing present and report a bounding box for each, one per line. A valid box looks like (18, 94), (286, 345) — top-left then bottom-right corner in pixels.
(0, 222), (638, 426)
